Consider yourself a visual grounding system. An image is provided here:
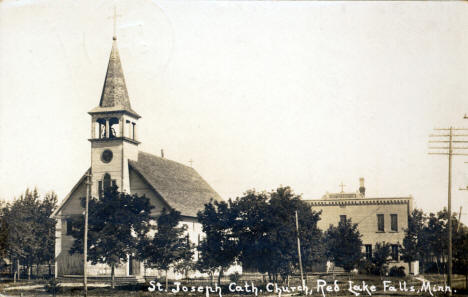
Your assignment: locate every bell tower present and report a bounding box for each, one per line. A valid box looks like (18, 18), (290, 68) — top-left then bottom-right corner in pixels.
(88, 36), (141, 197)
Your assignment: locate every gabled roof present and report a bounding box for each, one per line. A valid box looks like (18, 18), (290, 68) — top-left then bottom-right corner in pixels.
(129, 151), (222, 217)
(89, 38), (140, 118)
(52, 151), (223, 219)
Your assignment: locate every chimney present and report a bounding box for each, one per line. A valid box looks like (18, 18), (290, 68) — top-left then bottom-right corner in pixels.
(161, 149), (164, 158)
(359, 177), (365, 196)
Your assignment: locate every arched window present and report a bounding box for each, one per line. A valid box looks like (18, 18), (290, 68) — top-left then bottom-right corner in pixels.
(98, 173), (116, 197)
(103, 173), (111, 192)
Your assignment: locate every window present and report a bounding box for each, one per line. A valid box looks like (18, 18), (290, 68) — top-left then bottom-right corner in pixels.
(66, 218), (79, 235)
(391, 214), (398, 232)
(391, 245), (399, 261)
(365, 244), (372, 260)
(99, 174), (117, 197)
(98, 180), (103, 197)
(103, 173), (111, 192)
(340, 215), (347, 225)
(66, 219), (73, 235)
(377, 214), (384, 232)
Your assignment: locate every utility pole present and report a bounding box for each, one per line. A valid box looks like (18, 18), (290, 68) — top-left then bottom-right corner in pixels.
(428, 127), (468, 290)
(295, 211), (305, 288)
(457, 206), (463, 232)
(83, 172), (91, 297)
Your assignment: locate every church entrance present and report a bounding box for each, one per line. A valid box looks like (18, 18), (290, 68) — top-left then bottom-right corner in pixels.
(129, 255), (140, 276)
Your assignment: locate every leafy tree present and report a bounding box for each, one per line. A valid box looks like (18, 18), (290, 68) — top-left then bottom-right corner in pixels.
(424, 211), (447, 272)
(0, 202), (7, 252)
(1, 189), (57, 280)
(324, 218), (362, 272)
(69, 187), (153, 288)
(453, 222), (468, 289)
(36, 192), (58, 276)
(372, 242), (391, 277)
(232, 187), (322, 282)
(4, 189), (41, 279)
(0, 205), (8, 267)
(138, 208), (193, 289)
(174, 244), (196, 281)
(197, 200), (238, 285)
(231, 191), (270, 275)
(401, 209), (425, 274)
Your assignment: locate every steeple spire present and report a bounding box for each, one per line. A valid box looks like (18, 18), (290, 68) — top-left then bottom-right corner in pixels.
(100, 39), (131, 109)
(89, 7), (139, 118)
(89, 37), (140, 118)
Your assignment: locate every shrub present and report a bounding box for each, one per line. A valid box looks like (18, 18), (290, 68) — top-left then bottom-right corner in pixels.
(45, 278), (63, 294)
(389, 266), (406, 277)
(359, 258), (380, 275)
(229, 272), (241, 283)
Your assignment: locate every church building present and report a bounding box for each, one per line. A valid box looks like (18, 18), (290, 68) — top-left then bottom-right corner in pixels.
(51, 36), (222, 278)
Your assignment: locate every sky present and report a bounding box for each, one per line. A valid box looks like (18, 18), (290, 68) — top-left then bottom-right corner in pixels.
(1, 0), (468, 223)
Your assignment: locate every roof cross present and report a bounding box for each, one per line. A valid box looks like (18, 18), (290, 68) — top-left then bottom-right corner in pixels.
(339, 182), (346, 193)
(188, 159), (194, 168)
(108, 6), (122, 40)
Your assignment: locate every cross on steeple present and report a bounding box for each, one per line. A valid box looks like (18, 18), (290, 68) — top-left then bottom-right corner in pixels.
(188, 159), (194, 168)
(339, 182), (346, 193)
(108, 6), (122, 40)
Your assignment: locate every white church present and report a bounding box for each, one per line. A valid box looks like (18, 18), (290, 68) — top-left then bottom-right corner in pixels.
(51, 36), (223, 279)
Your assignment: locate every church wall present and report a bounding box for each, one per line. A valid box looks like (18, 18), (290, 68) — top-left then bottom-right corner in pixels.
(55, 180), (87, 276)
(122, 141), (139, 192)
(61, 180), (86, 215)
(90, 140), (124, 197)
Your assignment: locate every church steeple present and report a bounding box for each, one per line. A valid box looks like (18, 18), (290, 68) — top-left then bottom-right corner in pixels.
(89, 37), (140, 119)
(88, 35), (141, 196)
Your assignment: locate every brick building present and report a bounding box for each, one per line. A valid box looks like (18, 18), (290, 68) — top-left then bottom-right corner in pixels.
(304, 178), (418, 275)
(51, 36), (223, 278)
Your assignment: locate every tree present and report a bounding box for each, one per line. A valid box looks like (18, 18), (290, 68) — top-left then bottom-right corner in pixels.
(424, 211), (446, 272)
(0, 202), (7, 256)
(197, 199), (238, 285)
(232, 187), (322, 282)
(324, 218), (362, 272)
(0, 205), (8, 269)
(3, 188), (46, 280)
(231, 191), (270, 276)
(1, 189), (57, 280)
(138, 208), (193, 289)
(36, 192), (57, 276)
(401, 209), (425, 274)
(453, 222), (468, 289)
(69, 187), (153, 288)
(372, 242), (391, 277)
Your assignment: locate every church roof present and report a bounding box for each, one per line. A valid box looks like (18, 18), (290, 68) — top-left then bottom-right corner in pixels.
(51, 152), (222, 218)
(89, 38), (140, 118)
(129, 151), (222, 217)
